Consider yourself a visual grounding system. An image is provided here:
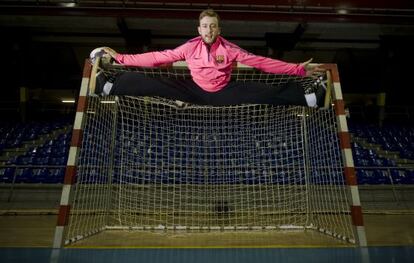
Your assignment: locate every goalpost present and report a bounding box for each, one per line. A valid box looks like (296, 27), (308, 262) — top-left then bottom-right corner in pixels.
(53, 58), (366, 247)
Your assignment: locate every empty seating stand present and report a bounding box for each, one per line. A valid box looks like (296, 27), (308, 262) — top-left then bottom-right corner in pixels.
(2, 120), (413, 186)
(350, 123), (414, 185)
(0, 121), (71, 184)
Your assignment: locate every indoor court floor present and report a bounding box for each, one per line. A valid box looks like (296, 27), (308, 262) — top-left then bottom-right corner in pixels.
(0, 213), (413, 262)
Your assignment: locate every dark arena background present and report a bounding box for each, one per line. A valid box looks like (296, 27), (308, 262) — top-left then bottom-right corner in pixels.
(0, 1), (414, 263)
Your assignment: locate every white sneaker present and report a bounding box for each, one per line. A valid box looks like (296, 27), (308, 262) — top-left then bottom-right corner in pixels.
(90, 47), (106, 64)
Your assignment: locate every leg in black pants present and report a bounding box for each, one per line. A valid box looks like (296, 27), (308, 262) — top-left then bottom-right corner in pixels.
(106, 72), (207, 105)
(206, 81), (307, 106)
(102, 72), (307, 106)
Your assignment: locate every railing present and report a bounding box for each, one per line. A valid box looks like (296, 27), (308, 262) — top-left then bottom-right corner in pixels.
(354, 166), (414, 212)
(0, 164), (65, 212)
(1, 164), (413, 213)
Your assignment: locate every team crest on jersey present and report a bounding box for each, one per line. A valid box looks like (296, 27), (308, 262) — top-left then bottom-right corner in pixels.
(215, 55), (224, 63)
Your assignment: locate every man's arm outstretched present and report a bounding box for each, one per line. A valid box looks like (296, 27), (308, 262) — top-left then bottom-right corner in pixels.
(101, 46), (186, 67)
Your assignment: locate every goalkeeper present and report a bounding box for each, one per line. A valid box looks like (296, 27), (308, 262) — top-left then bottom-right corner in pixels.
(93, 9), (325, 107)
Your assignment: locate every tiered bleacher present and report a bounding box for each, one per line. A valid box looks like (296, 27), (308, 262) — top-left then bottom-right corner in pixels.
(350, 123), (414, 185)
(1, 121), (413, 185)
(0, 121), (71, 184)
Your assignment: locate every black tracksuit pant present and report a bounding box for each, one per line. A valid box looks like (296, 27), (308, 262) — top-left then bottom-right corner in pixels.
(103, 72), (307, 106)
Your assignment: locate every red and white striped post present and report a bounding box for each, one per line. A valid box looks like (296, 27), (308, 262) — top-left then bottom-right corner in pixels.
(52, 59), (91, 248)
(325, 64), (367, 246)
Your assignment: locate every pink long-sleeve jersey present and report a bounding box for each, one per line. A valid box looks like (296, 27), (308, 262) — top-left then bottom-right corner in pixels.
(115, 36), (306, 92)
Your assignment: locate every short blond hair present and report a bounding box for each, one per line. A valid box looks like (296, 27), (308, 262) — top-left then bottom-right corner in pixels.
(199, 9), (220, 24)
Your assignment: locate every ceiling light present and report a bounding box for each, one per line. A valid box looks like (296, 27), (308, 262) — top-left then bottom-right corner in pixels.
(62, 99), (75, 103)
(337, 9), (348, 15)
(59, 3), (76, 7)
(100, 100), (116, 104)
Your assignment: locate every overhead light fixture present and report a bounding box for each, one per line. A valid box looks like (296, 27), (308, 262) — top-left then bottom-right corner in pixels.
(62, 99), (75, 103)
(58, 2), (77, 7)
(336, 8), (348, 15)
(100, 100), (116, 104)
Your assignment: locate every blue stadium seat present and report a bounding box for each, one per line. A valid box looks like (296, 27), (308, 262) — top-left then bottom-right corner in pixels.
(32, 168), (50, 183)
(7, 138), (23, 148)
(368, 157), (385, 167)
(14, 168), (33, 183)
(0, 167), (16, 183)
(383, 158), (396, 166)
(372, 170), (390, 184)
(33, 156), (50, 165)
(39, 146), (53, 156)
(390, 169), (406, 184)
(401, 150), (414, 159)
(402, 170), (414, 184)
(23, 131), (39, 141)
(356, 169), (371, 185)
(27, 147), (41, 157)
(49, 156), (67, 165)
(6, 156), (19, 165)
(354, 158), (369, 167)
(52, 145), (69, 157)
(17, 156), (35, 165)
(48, 168), (65, 183)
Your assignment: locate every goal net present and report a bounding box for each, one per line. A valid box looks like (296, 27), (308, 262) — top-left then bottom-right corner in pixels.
(60, 61), (357, 246)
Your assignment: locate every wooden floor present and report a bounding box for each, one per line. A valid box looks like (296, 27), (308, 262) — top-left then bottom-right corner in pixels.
(72, 229), (348, 248)
(0, 214), (413, 247)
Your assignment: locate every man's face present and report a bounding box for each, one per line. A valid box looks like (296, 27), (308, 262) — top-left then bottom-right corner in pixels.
(198, 16), (220, 45)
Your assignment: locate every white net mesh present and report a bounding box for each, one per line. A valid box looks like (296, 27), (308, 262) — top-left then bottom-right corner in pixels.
(65, 66), (355, 245)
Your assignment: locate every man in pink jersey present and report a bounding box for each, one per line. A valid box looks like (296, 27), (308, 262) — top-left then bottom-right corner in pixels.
(93, 9), (325, 106)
